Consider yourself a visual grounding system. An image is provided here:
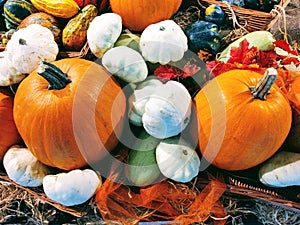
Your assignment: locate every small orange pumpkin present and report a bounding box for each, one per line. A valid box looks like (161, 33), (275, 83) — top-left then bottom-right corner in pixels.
(0, 89), (21, 160)
(109, 0), (182, 31)
(13, 58), (126, 170)
(194, 68), (292, 171)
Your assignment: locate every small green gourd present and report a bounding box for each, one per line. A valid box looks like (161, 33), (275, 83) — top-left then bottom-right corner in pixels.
(126, 130), (162, 187)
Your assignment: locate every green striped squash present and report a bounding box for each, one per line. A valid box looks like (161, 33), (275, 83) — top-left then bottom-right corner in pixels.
(4, 0), (37, 29)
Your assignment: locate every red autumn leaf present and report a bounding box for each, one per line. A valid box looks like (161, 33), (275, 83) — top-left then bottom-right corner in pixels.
(257, 49), (278, 67)
(274, 40), (299, 56)
(206, 61), (240, 77)
(154, 65), (181, 81)
(154, 63), (201, 81)
(281, 56), (300, 66)
(227, 39), (258, 64)
(182, 64), (201, 78)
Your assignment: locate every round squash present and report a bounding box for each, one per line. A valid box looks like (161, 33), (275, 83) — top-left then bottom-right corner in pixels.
(194, 68), (292, 171)
(0, 89), (21, 160)
(13, 58), (126, 170)
(109, 0), (182, 32)
(18, 12), (61, 42)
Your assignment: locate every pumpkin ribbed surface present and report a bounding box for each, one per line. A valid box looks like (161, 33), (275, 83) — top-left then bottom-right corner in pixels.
(194, 69), (292, 171)
(18, 12), (61, 42)
(109, 0), (182, 31)
(13, 58), (126, 170)
(3, 0), (37, 29)
(0, 90), (21, 160)
(62, 4), (98, 51)
(30, 0), (80, 18)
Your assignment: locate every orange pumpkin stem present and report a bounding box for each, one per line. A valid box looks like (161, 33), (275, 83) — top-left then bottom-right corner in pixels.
(37, 61), (72, 90)
(250, 68), (278, 100)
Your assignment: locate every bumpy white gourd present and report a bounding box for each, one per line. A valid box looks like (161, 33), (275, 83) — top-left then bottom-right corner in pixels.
(3, 145), (50, 187)
(142, 80), (192, 139)
(140, 20), (188, 65)
(156, 136), (200, 183)
(5, 24), (59, 74)
(87, 13), (122, 58)
(102, 46), (148, 83)
(259, 151), (300, 188)
(0, 52), (26, 86)
(43, 169), (101, 206)
(128, 78), (164, 126)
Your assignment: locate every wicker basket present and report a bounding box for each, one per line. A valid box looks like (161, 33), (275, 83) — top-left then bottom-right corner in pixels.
(197, 0), (291, 31)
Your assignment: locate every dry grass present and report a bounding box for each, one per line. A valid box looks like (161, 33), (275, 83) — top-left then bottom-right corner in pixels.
(0, 180), (105, 224)
(1, 179), (300, 225)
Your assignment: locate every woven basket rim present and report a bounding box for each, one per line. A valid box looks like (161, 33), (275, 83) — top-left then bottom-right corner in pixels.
(198, 0), (291, 31)
(199, 0), (290, 17)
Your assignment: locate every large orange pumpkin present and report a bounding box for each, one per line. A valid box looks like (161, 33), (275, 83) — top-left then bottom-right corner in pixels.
(0, 89), (21, 160)
(13, 58), (126, 170)
(283, 75), (300, 151)
(109, 0), (182, 31)
(194, 68), (292, 171)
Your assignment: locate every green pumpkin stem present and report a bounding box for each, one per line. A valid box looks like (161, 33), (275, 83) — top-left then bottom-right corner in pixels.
(250, 68), (278, 100)
(38, 61), (72, 90)
(19, 38), (26, 45)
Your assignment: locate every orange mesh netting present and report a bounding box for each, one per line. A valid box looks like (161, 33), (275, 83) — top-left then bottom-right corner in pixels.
(95, 171), (227, 224)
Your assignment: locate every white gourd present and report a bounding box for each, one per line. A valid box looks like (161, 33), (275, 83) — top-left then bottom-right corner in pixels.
(87, 13), (122, 58)
(139, 20), (188, 65)
(156, 136), (200, 183)
(259, 151), (300, 188)
(5, 24), (59, 74)
(142, 80), (192, 139)
(102, 46), (148, 83)
(3, 145), (50, 187)
(128, 78), (164, 126)
(0, 51), (26, 86)
(43, 169), (101, 206)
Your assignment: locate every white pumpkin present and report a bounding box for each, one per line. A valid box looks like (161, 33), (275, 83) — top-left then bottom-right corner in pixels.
(5, 24), (59, 74)
(87, 13), (122, 58)
(0, 51), (26, 86)
(128, 78), (164, 126)
(156, 136), (200, 183)
(43, 169), (101, 206)
(3, 145), (50, 187)
(139, 20), (188, 65)
(259, 151), (300, 188)
(142, 80), (192, 139)
(102, 46), (148, 83)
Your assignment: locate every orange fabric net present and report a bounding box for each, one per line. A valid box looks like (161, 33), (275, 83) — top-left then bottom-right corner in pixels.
(95, 171), (227, 225)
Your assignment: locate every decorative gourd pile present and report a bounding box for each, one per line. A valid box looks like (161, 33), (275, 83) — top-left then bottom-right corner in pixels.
(0, 0), (300, 222)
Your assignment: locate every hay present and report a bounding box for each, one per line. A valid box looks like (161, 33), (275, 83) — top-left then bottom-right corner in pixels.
(1, 178), (300, 224)
(0, 180), (102, 224)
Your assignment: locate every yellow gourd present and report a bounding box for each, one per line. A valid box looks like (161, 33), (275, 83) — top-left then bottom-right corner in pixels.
(30, 0), (80, 18)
